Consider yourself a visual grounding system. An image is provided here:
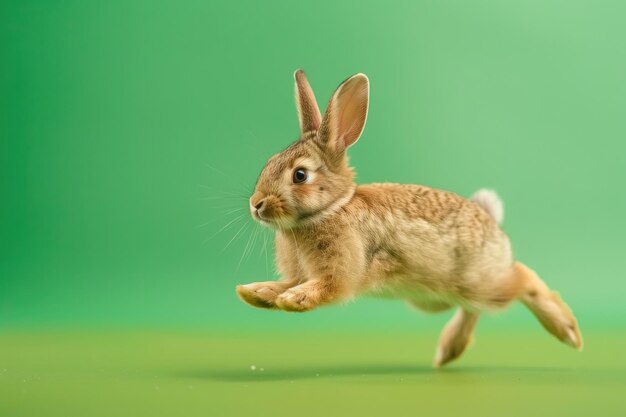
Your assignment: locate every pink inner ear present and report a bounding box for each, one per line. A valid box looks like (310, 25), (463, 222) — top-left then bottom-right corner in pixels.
(335, 77), (369, 149)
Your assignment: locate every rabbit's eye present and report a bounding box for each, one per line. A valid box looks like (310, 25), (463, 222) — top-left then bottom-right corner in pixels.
(293, 168), (307, 184)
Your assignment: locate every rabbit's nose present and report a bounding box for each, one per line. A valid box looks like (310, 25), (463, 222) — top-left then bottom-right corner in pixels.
(249, 193), (267, 220)
(249, 192), (265, 210)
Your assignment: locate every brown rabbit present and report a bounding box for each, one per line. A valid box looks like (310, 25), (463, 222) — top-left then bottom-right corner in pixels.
(236, 70), (582, 367)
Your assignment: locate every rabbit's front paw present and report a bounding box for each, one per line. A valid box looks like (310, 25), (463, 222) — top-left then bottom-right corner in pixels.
(236, 282), (282, 309)
(275, 287), (319, 312)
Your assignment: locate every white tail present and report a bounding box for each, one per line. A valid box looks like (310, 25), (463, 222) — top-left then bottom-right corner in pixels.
(471, 188), (504, 224)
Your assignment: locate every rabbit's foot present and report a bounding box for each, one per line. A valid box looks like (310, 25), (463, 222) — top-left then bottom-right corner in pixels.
(275, 286), (320, 312)
(434, 309), (479, 367)
(236, 282), (286, 309)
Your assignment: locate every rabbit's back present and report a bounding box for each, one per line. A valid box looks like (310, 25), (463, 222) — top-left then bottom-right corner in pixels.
(344, 183), (515, 310)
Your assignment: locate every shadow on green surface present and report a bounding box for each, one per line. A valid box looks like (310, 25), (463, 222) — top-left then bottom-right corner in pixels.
(173, 363), (571, 382)
(177, 363), (431, 381)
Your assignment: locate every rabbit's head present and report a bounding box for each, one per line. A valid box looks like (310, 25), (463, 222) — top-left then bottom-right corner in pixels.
(250, 70), (369, 230)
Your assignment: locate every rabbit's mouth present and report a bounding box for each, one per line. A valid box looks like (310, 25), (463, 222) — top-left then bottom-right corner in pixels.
(251, 207), (263, 221)
(252, 207), (300, 231)
(251, 208), (276, 224)
(254, 212), (294, 230)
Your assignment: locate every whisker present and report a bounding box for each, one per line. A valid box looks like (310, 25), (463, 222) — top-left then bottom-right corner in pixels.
(198, 208), (246, 229)
(198, 195), (247, 201)
(250, 226), (261, 259)
(202, 214), (245, 242)
(201, 202), (247, 210)
(235, 227), (254, 273)
(236, 224), (259, 273)
(223, 220), (251, 252)
(198, 215), (237, 230)
(262, 228), (269, 280)
(197, 184), (249, 198)
(223, 207), (246, 215)
(252, 225), (261, 260)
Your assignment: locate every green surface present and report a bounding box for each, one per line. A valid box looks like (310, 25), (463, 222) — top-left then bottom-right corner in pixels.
(2, 1), (626, 416)
(1, 330), (625, 417)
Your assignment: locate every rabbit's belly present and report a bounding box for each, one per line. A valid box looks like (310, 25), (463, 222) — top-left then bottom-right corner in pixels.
(363, 273), (460, 307)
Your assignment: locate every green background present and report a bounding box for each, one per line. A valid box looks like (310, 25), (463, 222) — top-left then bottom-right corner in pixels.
(1, 1), (625, 416)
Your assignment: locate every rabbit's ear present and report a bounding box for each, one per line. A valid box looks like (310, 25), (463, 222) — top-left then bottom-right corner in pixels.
(319, 73), (369, 152)
(294, 69), (322, 134)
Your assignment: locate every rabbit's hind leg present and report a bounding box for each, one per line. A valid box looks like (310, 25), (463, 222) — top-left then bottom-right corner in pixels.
(433, 308), (479, 367)
(514, 262), (582, 350)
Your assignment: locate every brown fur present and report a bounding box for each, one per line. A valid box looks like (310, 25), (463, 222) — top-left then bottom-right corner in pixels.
(236, 70), (582, 366)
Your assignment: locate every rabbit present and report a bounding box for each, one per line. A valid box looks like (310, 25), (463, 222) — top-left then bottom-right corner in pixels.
(236, 70), (582, 367)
